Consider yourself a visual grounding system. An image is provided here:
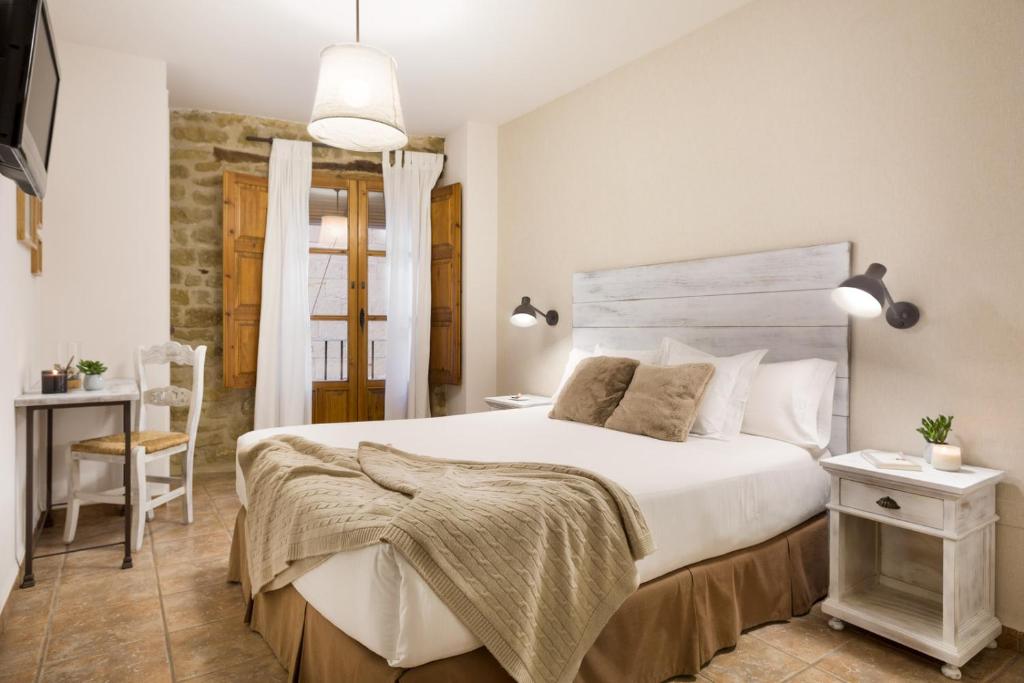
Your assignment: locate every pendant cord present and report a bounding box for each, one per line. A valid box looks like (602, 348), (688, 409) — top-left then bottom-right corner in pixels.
(355, 0), (360, 42)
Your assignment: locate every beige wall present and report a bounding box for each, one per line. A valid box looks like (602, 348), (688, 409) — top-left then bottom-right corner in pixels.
(497, 0), (1024, 628)
(441, 122), (499, 414)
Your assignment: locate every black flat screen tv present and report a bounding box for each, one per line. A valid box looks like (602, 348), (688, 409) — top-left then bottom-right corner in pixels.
(0, 0), (60, 198)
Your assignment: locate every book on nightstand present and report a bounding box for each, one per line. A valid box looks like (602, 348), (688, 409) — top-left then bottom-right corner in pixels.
(860, 449), (923, 471)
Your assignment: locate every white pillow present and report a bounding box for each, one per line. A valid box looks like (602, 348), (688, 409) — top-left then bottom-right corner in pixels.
(741, 359), (837, 451)
(660, 338), (767, 440)
(552, 348), (593, 401)
(593, 343), (661, 365)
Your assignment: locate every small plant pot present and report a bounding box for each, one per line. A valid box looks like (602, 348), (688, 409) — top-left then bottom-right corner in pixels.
(923, 443), (933, 464)
(84, 374), (105, 391)
(930, 444), (962, 472)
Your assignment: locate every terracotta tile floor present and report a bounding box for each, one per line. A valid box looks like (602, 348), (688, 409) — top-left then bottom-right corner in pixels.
(0, 472), (283, 682)
(0, 471), (1019, 682)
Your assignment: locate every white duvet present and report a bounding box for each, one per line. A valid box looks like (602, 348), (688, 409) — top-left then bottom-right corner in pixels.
(235, 406), (830, 667)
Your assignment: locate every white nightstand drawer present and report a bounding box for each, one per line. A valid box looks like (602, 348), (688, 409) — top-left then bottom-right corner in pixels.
(839, 478), (944, 529)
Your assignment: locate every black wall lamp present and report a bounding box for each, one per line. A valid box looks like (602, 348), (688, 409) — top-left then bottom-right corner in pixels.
(831, 263), (920, 329)
(510, 296), (559, 328)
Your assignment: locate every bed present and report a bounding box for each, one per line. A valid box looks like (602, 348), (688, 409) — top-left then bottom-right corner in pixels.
(228, 242), (852, 682)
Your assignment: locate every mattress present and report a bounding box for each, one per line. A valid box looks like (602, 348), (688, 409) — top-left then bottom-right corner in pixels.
(234, 406), (830, 668)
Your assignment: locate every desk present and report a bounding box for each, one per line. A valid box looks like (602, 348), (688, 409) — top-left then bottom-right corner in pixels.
(14, 379), (140, 588)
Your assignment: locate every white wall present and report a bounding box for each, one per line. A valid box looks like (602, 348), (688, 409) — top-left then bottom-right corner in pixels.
(38, 41), (171, 514)
(441, 122), (498, 414)
(0, 179), (42, 609)
(497, 0), (1024, 628)
(1, 42), (169, 611)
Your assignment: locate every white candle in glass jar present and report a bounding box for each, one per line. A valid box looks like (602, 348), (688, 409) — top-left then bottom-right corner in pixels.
(931, 444), (962, 472)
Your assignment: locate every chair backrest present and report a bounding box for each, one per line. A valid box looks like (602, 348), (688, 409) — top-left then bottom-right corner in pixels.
(134, 341), (207, 444)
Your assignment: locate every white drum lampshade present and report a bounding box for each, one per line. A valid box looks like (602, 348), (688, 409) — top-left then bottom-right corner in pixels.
(319, 215), (348, 247)
(308, 43), (408, 153)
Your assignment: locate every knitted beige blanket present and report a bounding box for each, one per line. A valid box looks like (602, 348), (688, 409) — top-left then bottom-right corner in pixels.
(239, 435), (654, 683)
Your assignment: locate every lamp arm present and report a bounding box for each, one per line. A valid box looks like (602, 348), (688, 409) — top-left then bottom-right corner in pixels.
(880, 282), (895, 306)
(524, 301), (553, 317)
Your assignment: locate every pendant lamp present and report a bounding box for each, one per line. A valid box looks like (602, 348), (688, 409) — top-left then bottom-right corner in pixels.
(308, 0), (408, 152)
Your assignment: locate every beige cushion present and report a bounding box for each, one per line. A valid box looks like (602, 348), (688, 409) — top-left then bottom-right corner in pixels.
(549, 356), (639, 427)
(73, 430), (189, 456)
(605, 363), (716, 442)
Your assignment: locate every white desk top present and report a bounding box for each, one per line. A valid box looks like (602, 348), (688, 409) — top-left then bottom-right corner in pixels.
(821, 450), (1004, 496)
(484, 394), (553, 409)
(15, 378), (140, 408)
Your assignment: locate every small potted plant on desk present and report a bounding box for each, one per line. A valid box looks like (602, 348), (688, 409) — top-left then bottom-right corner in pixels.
(917, 414), (961, 471)
(76, 359), (108, 391)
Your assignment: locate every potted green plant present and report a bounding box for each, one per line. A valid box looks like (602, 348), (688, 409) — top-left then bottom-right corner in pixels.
(76, 359), (108, 391)
(916, 414), (961, 471)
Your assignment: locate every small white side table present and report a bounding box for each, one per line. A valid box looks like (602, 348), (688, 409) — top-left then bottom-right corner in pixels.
(820, 451), (1004, 680)
(484, 394), (553, 410)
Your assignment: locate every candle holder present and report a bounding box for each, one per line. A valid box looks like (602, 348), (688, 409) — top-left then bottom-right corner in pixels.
(41, 371), (67, 394)
(931, 444), (962, 472)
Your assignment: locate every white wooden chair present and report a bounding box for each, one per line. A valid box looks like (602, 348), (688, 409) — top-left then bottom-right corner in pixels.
(63, 341), (207, 550)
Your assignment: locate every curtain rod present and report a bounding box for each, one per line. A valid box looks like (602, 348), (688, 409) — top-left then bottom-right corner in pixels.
(246, 135), (331, 149)
(245, 135), (445, 160)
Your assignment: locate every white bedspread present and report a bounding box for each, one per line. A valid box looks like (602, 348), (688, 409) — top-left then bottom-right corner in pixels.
(235, 407), (830, 668)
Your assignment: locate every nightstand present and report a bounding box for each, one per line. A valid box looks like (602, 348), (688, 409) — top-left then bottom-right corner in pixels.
(484, 394), (553, 410)
(820, 451), (1004, 680)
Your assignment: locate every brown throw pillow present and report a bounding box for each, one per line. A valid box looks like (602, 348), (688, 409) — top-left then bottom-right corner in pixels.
(605, 363), (716, 442)
(549, 356), (640, 426)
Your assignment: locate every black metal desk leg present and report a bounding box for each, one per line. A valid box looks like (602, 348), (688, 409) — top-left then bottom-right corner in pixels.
(122, 401), (133, 569)
(21, 407), (36, 588)
(44, 409), (53, 528)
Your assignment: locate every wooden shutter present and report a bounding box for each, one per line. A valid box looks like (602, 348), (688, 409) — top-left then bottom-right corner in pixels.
(222, 171), (268, 388)
(429, 183), (462, 385)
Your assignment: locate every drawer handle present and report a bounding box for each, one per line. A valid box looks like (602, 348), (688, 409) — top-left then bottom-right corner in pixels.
(876, 496), (901, 510)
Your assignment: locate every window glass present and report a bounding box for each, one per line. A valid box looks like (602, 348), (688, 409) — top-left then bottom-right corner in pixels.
(309, 253), (347, 316)
(367, 190), (386, 250)
(311, 320), (347, 381)
(367, 255), (387, 316)
(309, 187), (349, 248)
(368, 320), (386, 380)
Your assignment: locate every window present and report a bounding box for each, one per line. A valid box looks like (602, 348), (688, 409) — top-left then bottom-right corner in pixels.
(309, 187), (349, 382)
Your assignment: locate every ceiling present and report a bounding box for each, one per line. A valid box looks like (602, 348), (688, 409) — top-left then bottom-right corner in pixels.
(48, 0), (751, 136)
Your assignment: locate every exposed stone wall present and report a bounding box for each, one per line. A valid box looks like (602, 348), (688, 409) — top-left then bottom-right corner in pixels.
(169, 109), (444, 469)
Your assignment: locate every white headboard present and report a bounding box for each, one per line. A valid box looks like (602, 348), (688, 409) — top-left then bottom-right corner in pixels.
(572, 242), (851, 454)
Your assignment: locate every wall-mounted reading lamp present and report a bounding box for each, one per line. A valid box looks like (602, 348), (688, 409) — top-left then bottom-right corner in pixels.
(831, 263), (920, 329)
(510, 296), (559, 328)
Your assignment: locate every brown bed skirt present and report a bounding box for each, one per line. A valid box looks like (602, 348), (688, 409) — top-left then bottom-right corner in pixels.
(228, 508), (828, 683)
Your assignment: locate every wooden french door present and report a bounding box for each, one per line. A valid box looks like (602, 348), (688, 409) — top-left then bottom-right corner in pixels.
(309, 173), (386, 423)
(224, 169), (460, 424)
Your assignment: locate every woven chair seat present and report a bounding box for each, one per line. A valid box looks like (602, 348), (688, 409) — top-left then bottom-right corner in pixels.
(72, 430), (189, 456)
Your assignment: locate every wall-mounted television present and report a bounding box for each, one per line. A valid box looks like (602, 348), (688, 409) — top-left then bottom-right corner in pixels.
(0, 0), (60, 198)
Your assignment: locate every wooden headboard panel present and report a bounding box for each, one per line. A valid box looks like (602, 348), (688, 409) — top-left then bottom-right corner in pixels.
(572, 242), (851, 454)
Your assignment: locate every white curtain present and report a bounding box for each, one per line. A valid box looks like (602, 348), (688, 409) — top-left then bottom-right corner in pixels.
(382, 150), (444, 419)
(254, 139), (313, 429)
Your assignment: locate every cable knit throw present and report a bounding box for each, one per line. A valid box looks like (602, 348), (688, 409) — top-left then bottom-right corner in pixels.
(239, 435), (654, 683)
